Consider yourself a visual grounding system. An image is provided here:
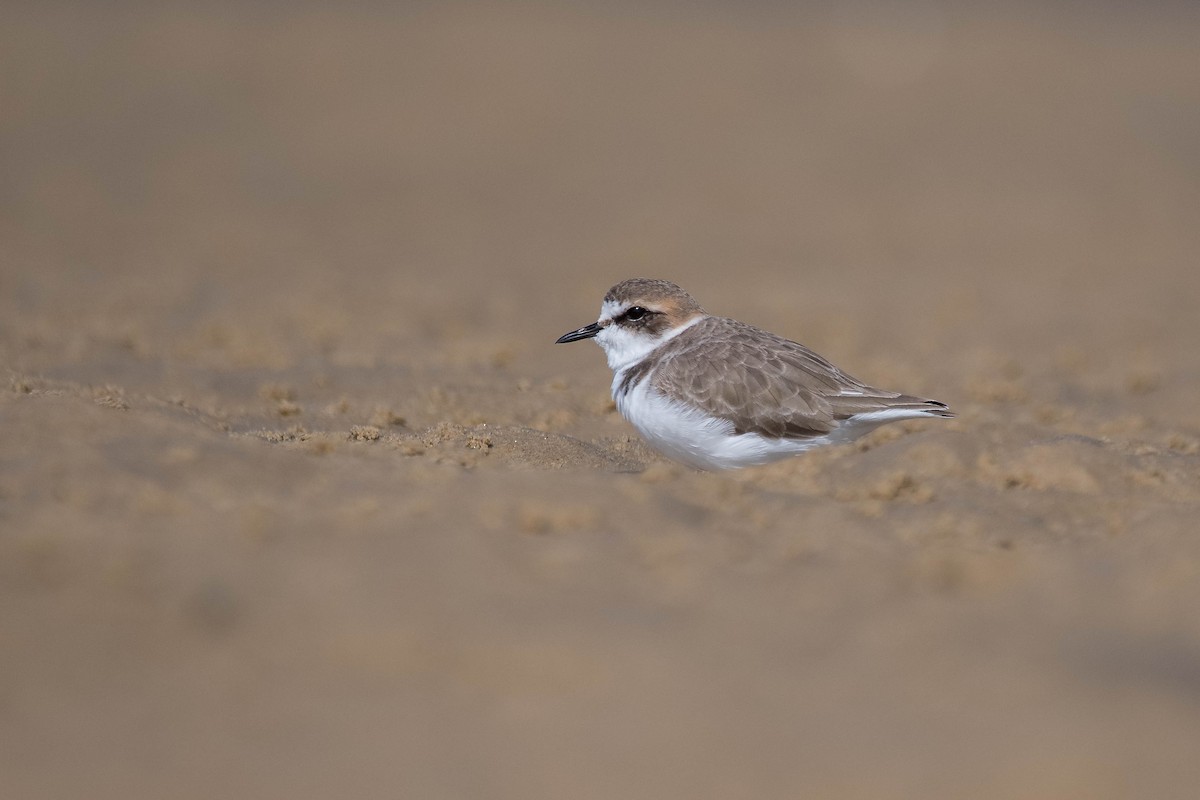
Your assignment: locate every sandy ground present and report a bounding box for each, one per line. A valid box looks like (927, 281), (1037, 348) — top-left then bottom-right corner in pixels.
(3, 2), (1200, 798)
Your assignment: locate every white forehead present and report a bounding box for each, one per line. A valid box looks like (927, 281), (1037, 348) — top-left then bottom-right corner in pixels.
(599, 298), (627, 321)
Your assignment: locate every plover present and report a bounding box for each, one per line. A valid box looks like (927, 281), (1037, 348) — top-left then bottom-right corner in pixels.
(556, 278), (954, 470)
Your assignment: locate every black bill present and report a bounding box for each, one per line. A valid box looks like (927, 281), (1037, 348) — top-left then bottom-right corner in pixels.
(555, 322), (601, 344)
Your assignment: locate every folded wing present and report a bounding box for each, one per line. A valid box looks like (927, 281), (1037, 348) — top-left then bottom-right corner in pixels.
(650, 317), (949, 440)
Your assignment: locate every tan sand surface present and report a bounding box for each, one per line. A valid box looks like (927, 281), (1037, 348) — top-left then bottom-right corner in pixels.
(3, 3), (1200, 798)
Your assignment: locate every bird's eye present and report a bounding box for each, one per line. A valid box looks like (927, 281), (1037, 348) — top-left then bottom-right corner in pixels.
(625, 306), (647, 321)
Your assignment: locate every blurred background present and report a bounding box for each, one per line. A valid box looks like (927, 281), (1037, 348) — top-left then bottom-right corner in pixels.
(2, 2), (1199, 798)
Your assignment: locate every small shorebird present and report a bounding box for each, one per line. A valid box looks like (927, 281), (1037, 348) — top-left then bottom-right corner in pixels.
(556, 278), (953, 470)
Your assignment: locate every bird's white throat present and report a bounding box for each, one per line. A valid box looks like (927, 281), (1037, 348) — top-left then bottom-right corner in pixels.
(594, 300), (704, 372)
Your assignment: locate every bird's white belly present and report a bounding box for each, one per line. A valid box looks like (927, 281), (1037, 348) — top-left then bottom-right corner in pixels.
(613, 373), (831, 470)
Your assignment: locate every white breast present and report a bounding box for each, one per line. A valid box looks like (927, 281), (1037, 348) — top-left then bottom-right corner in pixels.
(612, 370), (834, 470)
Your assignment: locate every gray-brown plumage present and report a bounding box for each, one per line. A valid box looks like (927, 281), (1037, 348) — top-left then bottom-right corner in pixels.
(644, 315), (952, 441)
